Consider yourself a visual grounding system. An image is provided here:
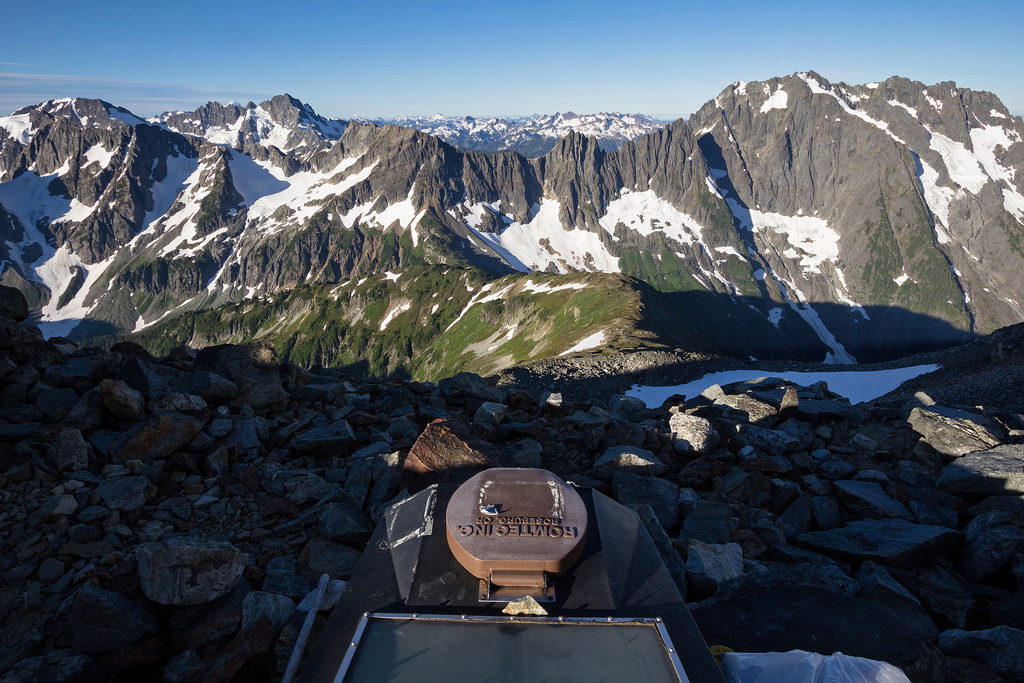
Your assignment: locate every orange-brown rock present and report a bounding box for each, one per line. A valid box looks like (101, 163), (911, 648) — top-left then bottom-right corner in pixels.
(403, 416), (503, 490)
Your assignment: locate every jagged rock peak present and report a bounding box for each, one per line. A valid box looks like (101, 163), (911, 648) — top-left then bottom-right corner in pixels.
(9, 97), (148, 130)
(152, 94), (347, 154)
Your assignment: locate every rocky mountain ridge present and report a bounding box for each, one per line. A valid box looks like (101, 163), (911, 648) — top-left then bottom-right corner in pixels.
(1, 73), (1022, 370)
(152, 95), (347, 159)
(2, 285), (1024, 681)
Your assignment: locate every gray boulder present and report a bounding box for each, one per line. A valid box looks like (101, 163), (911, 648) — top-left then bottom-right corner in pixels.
(799, 518), (961, 569)
(291, 420), (355, 452)
(318, 501), (374, 542)
(296, 579), (348, 612)
(612, 471), (679, 528)
(118, 358), (238, 402)
(681, 501), (734, 545)
(912, 565), (976, 629)
(691, 584), (942, 681)
(938, 443), (1024, 495)
(241, 591), (295, 631)
(473, 401), (506, 426)
(734, 423), (799, 456)
(854, 561), (937, 638)
(438, 372), (504, 402)
(630, 503), (687, 598)
(291, 382), (345, 403)
(938, 626), (1024, 678)
(97, 475), (150, 511)
(669, 412), (719, 454)
(909, 406), (1005, 457)
(961, 512), (1024, 582)
(833, 480), (913, 520)
(1, 650), (91, 682)
(594, 445), (667, 477)
(715, 394), (777, 424)
(110, 411), (205, 462)
(795, 399), (851, 422)
(193, 343), (289, 408)
(48, 427), (89, 471)
(685, 540), (743, 595)
(149, 392), (207, 412)
(27, 494), (78, 526)
(811, 495), (843, 530)
(136, 537), (247, 605)
(262, 557), (312, 599)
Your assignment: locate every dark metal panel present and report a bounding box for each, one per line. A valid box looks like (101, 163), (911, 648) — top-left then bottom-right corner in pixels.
(299, 482), (725, 683)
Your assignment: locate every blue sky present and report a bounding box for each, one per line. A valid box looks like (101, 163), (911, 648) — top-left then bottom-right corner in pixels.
(2, 0), (1021, 120)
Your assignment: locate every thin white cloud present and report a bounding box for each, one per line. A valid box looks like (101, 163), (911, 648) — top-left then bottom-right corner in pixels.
(0, 72), (267, 117)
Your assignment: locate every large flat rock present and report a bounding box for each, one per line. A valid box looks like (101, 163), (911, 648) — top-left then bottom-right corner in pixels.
(909, 406), (1004, 457)
(938, 443), (1024, 495)
(798, 518), (961, 569)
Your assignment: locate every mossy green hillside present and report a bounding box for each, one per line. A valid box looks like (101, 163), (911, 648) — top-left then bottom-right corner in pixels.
(131, 266), (714, 381)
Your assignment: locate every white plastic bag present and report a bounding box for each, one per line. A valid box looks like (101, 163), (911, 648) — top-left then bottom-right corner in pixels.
(721, 649), (911, 683)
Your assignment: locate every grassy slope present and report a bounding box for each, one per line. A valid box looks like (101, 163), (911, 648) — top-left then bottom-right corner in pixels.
(129, 265), (715, 381)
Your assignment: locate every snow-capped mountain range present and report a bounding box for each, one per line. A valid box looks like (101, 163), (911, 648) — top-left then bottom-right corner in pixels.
(356, 112), (665, 156)
(1, 72), (1022, 366)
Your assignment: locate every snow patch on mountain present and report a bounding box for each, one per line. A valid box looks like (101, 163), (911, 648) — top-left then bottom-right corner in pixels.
(355, 184), (422, 234)
(156, 164), (214, 257)
(36, 250), (121, 338)
(0, 167), (76, 231)
(888, 99), (919, 118)
(598, 189), (706, 246)
(445, 281), (517, 332)
(928, 131), (987, 194)
(559, 330), (607, 356)
(379, 301), (411, 331)
(134, 296), (197, 333)
(969, 123), (1021, 185)
(727, 199), (839, 275)
(714, 246), (747, 261)
(83, 143), (116, 170)
(227, 152), (290, 205)
(967, 123), (1024, 220)
(627, 365), (940, 408)
(0, 113), (33, 145)
(521, 280), (587, 294)
(105, 106), (146, 127)
(760, 86), (788, 113)
(140, 154), (201, 242)
(246, 158), (376, 229)
(913, 154), (956, 231)
(464, 200), (620, 274)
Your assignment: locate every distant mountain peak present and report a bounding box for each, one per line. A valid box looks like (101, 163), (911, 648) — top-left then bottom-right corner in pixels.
(150, 94), (346, 155)
(360, 111), (664, 156)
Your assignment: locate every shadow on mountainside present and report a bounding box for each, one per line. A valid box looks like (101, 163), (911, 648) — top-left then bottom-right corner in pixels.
(659, 288), (978, 365)
(499, 319), (1023, 413)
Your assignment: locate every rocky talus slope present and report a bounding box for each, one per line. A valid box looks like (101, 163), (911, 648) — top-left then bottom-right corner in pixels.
(1, 285), (1023, 682)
